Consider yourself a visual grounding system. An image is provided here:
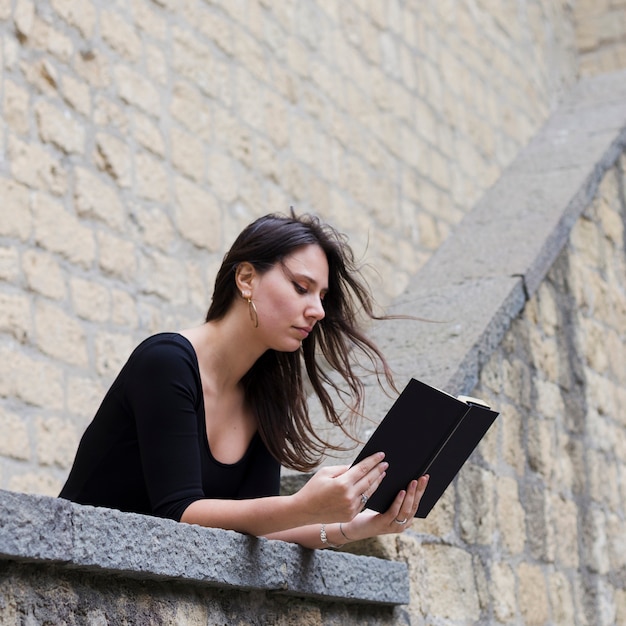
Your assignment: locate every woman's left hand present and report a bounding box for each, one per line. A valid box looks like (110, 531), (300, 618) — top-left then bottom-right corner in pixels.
(340, 474), (429, 541)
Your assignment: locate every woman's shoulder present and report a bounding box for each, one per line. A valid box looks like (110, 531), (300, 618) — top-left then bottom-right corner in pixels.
(126, 332), (199, 376)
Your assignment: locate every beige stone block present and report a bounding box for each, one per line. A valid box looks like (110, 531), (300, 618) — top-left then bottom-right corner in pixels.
(170, 81), (212, 141)
(529, 327), (559, 383)
(13, 0), (34, 37)
(8, 136), (67, 195)
(101, 9), (142, 61)
(50, 0), (96, 37)
(61, 74), (91, 116)
(0, 0), (10, 19)
(0, 247), (19, 282)
(30, 16), (73, 62)
(0, 292), (31, 342)
(94, 132), (132, 187)
(129, 204), (175, 252)
(133, 111), (165, 156)
(421, 544), (480, 621)
(264, 91), (289, 148)
(496, 476), (526, 555)
(97, 231), (137, 281)
(171, 127), (205, 182)
(489, 561), (517, 623)
(23, 249), (66, 300)
(548, 570), (576, 626)
(551, 495), (579, 569)
(145, 43), (168, 86)
(70, 277), (111, 323)
(138, 250), (187, 306)
(8, 471), (61, 496)
(552, 430), (578, 493)
(172, 29), (231, 105)
(130, 0), (167, 40)
(3, 79), (30, 134)
(174, 177), (221, 251)
(418, 486), (454, 538)
(196, 7), (234, 56)
(234, 29), (271, 83)
(136, 151), (170, 202)
(114, 64), (161, 117)
(0, 407), (30, 460)
(207, 152), (239, 203)
(94, 95), (129, 134)
(588, 449), (620, 510)
(184, 260), (209, 313)
(35, 300), (88, 367)
(502, 357), (533, 407)
(585, 371), (618, 420)
(527, 418), (554, 477)
(571, 215), (603, 268)
(458, 464), (496, 544)
(214, 109), (254, 169)
(36, 416), (78, 468)
(111, 289), (139, 329)
(583, 507), (610, 574)
(615, 589), (626, 626)
(74, 167), (125, 230)
(607, 512), (626, 571)
(535, 379), (564, 421)
(517, 562), (550, 626)
(95, 331), (133, 377)
(0, 178), (31, 240)
(0, 344), (64, 410)
(67, 375), (104, 419)
(32, 192), (95, 267)
(22, 55), (61, 93)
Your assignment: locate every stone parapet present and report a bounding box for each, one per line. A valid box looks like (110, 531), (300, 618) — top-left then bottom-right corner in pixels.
(0, 489), (408, 607)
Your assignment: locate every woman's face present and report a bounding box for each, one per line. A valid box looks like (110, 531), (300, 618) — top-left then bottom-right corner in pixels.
(252, 244), (328, 352)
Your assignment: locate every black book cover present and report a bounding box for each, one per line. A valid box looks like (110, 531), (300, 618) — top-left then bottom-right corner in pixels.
(352, 378), (499, 518)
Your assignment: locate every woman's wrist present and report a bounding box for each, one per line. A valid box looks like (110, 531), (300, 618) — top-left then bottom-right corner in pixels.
(319, 522), (355, 548)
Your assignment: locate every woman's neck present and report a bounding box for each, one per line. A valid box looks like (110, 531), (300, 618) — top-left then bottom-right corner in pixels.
(180, 315), (266, 394)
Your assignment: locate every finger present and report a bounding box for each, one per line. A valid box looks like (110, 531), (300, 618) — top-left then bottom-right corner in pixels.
(350, 452), (386, 481)
(405, 474), (430, 518)
(391, 481), (417, 527)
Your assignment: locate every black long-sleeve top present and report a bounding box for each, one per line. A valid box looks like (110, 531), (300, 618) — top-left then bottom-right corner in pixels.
(59, 333), (281, 521)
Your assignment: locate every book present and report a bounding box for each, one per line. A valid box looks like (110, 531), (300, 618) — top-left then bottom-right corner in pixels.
(352, 378), (499, 518)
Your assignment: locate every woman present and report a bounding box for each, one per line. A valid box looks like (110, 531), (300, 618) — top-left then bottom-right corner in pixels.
(60, 212), (429, 549)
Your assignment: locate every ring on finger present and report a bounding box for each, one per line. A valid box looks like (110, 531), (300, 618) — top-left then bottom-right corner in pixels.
(394, 517), (408, 525)
(360, 493), (368, 508)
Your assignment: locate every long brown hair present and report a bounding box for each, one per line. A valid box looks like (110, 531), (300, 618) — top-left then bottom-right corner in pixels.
(206, 213), (393, 472)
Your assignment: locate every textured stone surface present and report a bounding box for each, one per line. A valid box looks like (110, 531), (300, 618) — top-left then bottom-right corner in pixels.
(0, 490), (408, 606)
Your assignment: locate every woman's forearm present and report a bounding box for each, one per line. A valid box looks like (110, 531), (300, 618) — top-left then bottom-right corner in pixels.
(179, 492), (314, 537)
(264, 522), (349, 549)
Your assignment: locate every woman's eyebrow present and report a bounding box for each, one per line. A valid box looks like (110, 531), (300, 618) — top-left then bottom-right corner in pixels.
(282, 264), (328, 291)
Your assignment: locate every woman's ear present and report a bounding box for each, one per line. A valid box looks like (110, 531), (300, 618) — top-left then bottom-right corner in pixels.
(235, 262), (256, 296)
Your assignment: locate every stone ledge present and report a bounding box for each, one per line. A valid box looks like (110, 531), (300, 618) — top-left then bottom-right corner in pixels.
(305, 68), (626, 467)
(0, 489), (409, 606)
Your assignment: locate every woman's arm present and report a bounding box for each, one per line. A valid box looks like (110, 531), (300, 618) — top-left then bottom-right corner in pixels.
(264, 474), (429, 549)
(181, 454), (389, 537)
(182, 468), (429, 550)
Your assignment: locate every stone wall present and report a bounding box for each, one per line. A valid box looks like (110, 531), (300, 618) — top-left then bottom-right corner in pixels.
(0, 0), (583, 492)
(405, 157), (626, 625)
(575, 0), (626, 75)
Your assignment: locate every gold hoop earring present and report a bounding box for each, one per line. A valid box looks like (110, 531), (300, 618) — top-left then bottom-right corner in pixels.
(247, 297), (259, 328)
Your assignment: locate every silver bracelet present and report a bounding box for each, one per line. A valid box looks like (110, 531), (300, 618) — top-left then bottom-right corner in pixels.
(339, 522), (351, 542)
(320, 523), (341, 548)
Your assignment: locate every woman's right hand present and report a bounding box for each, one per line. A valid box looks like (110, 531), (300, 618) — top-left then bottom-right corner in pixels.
(293, 452), (388, 524)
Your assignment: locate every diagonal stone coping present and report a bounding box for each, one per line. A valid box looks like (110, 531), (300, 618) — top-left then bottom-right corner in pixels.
(0, 489), (409, 605)
(370, 69), (626, 401)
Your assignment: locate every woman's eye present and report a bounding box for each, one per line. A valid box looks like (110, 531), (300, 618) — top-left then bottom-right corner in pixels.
(293, 282), (308, 294)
